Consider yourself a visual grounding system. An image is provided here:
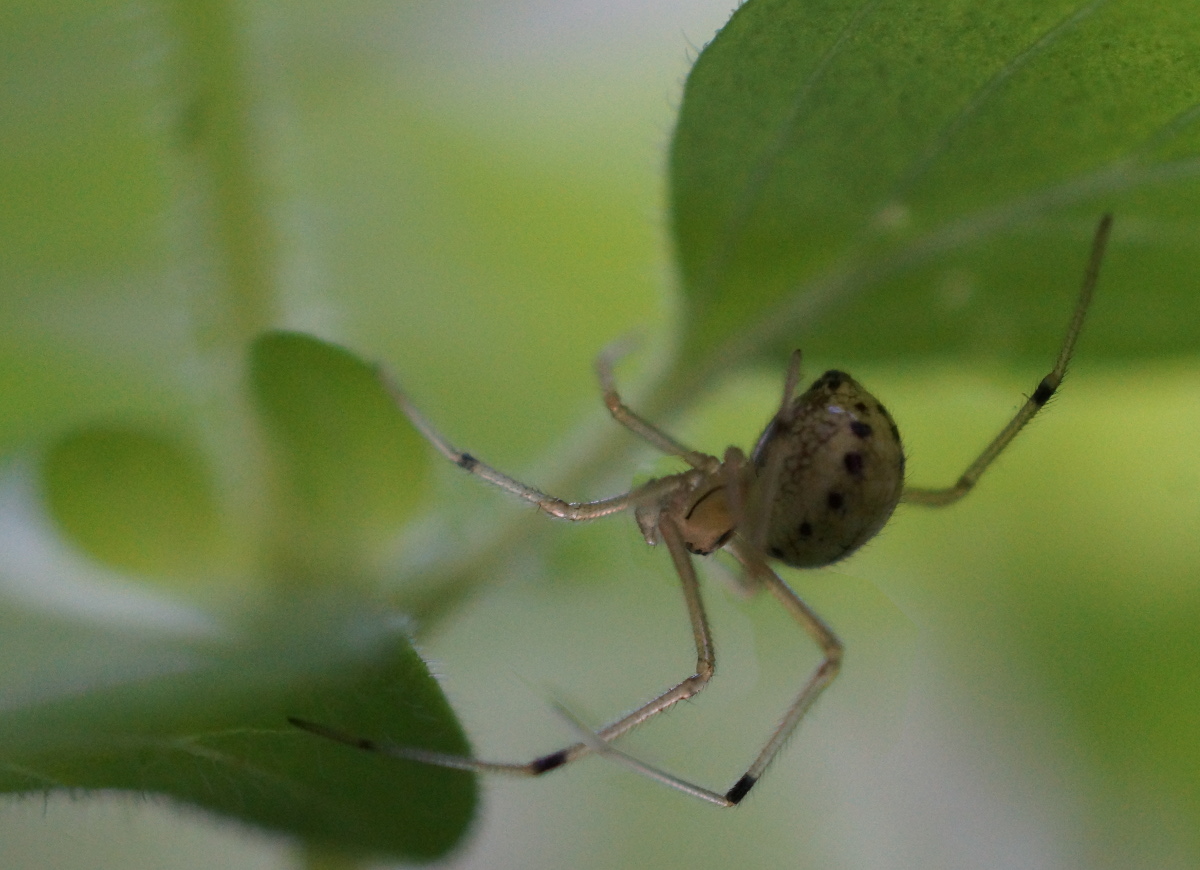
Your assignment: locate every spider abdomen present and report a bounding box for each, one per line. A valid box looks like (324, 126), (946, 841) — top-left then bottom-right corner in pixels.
(751, 370), (905, 569)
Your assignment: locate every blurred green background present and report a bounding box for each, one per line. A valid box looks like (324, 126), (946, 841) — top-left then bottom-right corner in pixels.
(2, 1), (1200, 869)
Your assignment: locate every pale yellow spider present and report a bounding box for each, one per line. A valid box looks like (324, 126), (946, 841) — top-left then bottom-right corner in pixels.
(293, 214), (1113, 806)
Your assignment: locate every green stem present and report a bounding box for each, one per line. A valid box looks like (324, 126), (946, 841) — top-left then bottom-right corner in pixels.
(172, 0), (278, 343)
(168, 0), (298, 592)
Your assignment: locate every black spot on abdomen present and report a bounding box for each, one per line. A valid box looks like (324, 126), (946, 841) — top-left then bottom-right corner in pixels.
(843, 452), (864, 477)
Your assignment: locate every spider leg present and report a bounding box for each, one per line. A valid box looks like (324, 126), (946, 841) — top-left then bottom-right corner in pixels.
(719, 446), (751, 532)
(378, 368), (636, 521)
(742, 349), (804, 549)
(595, 343), (718, 472)
(902, 213), (1113, 507)
(540, 532), (844, 807)
(291, 515), (718, 786)
(550, 701), (734, 806)
(777, 349), (804, 417)
(705, 536), (843, 804)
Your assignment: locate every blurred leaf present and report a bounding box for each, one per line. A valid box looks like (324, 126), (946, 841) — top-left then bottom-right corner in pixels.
(670, 0), (1200, 373)
(249, 331), (430, 555)
(41, 427), (221, 580)
(1043, 592), (1200, 808)
(0, 2), (167, 278)
(0, 603), (476, 861)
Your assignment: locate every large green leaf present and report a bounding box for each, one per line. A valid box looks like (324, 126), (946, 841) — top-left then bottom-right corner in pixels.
(670, 0), (1200, 376)
(0, 602), (476, 860)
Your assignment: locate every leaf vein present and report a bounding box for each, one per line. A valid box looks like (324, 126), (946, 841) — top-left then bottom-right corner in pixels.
(886, 0), (1114, 205)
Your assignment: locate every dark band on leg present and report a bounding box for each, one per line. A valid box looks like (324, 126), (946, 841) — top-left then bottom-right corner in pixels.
(1031, 378), (1056, 406)
(457, 452), (479, 471)
(725, 773), (757, 804)
(530, 749), (570, 774)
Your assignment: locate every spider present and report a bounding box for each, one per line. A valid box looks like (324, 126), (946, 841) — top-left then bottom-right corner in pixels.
(292, 214), (1113, 807)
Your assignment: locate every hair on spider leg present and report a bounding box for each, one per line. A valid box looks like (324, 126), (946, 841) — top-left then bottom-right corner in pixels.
(292, 214), (1114, 806)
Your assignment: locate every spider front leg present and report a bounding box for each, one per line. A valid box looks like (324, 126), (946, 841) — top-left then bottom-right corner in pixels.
(292, 512), (721, 792)
(902, 213), (1113, 507)
(377, 368), (632, 521)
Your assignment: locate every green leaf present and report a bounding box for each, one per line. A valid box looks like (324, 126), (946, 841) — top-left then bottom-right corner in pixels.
(41, 427), (222, 581)
(249, 331), (430, 569)
(670, 0), (1200, 372)
(0, 603), (476, 861)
